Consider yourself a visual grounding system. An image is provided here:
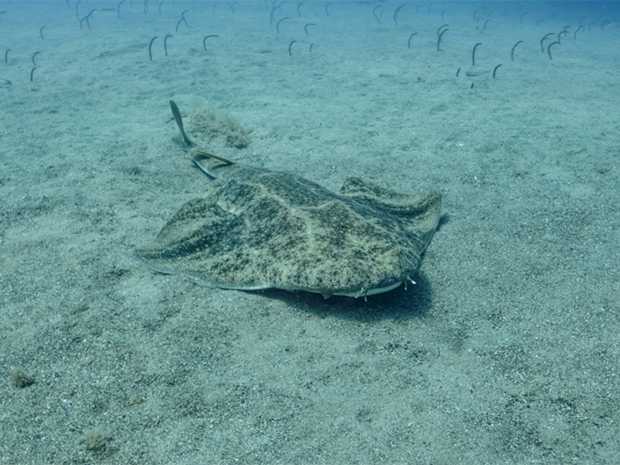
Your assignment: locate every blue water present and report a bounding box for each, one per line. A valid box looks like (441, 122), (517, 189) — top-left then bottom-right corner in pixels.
(1, 1), (619, 465)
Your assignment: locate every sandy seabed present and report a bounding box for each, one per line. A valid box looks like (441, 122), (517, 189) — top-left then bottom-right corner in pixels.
(1, 1), (618, 464)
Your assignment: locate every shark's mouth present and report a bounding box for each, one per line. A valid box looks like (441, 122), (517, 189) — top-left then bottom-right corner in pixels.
(335, 280), (403, 298)
(320, 276), (416, 299)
